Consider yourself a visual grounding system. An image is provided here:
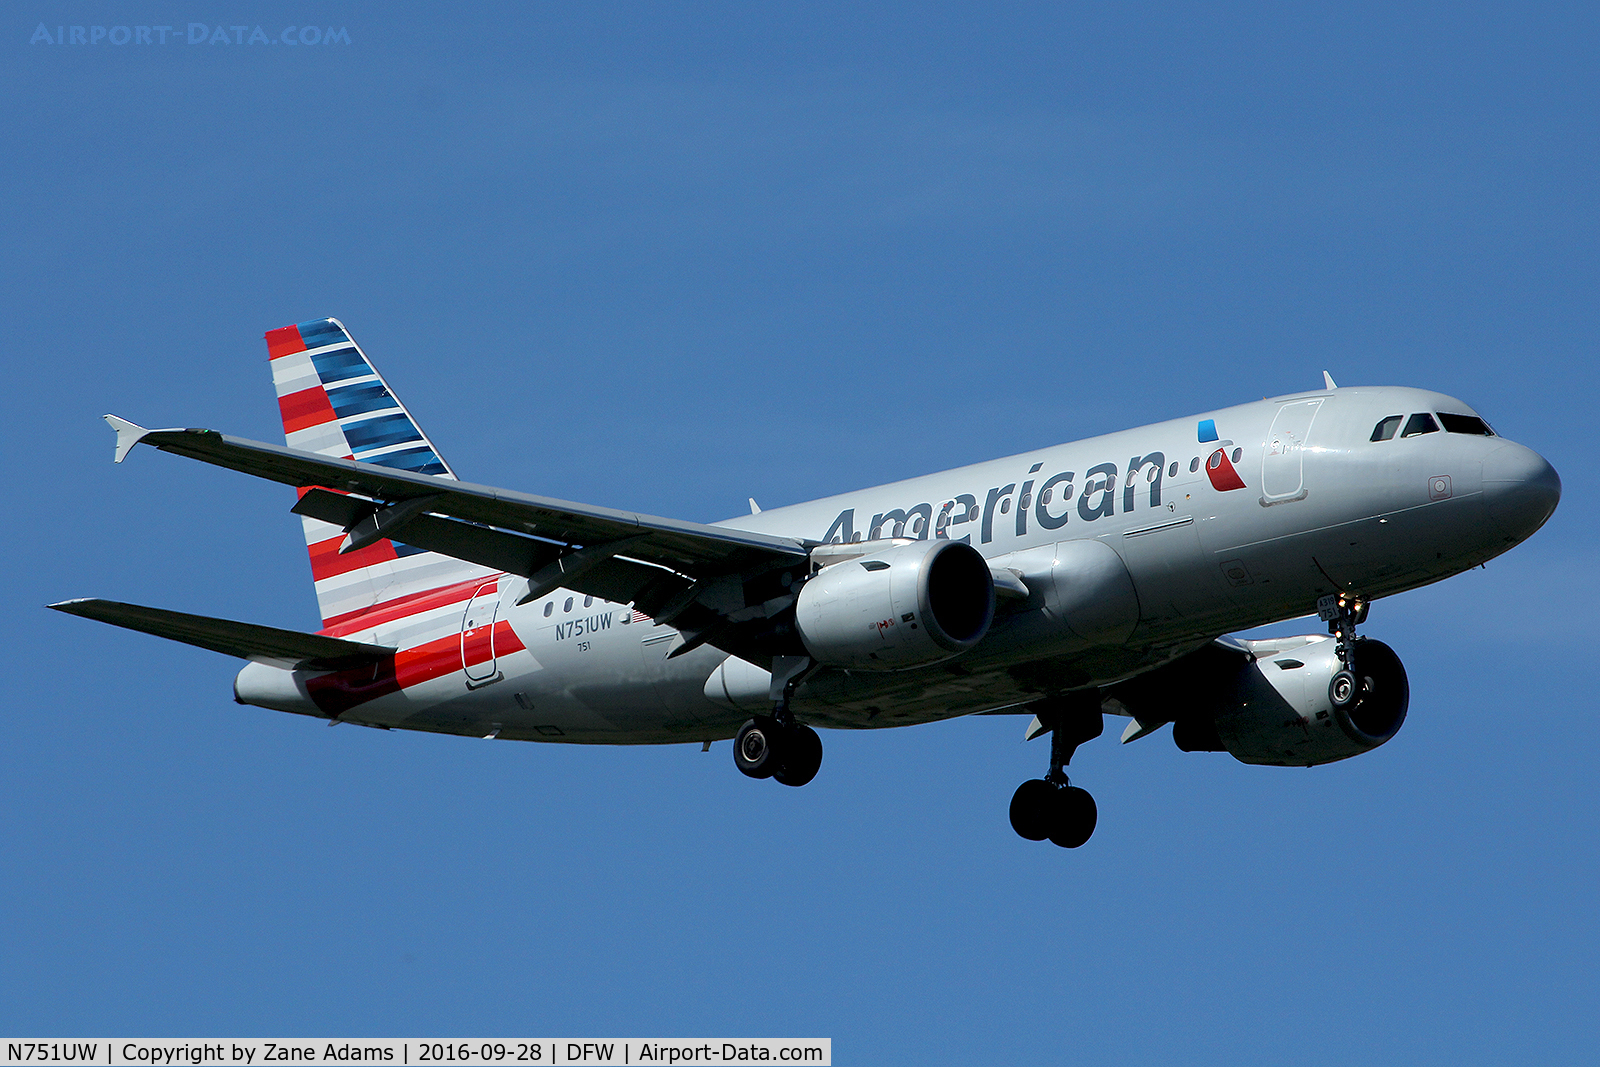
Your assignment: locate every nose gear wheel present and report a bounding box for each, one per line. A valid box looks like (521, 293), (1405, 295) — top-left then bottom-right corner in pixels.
(1318, 592), (1372, 708)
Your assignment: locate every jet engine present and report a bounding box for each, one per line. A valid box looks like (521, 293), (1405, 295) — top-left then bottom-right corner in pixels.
(1127, 634), (1408, 767)
(795, 539), (995, 669)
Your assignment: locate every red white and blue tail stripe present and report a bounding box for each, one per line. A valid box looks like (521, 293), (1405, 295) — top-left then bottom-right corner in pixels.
(266, 318), (497, 629)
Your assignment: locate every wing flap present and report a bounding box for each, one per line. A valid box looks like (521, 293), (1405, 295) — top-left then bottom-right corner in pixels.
(292, 486), (568, 577)
(290, 487), (689, 608)
(48, 599), (395, 670)
(104, 417), (811, 665)
(117, 421), (809, 573)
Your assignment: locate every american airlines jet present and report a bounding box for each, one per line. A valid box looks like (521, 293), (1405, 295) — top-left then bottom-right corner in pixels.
(53, 318), (1561, 847)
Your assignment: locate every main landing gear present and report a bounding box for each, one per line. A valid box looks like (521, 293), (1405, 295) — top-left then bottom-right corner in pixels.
(1010, 694), (1103, 848)
(733, 655), (823, 787)
(734, 716), (823, 786)
(1318, 592), (1370, 710)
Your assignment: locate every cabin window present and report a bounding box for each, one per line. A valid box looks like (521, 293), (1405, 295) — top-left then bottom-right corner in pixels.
(1438, 412), (1494, 436)
(583, 595), (593, 607)
(1371, 415), (1402, 441)
(1016, 495), (1030, 511)
(1189, 457), (1200, 473)
(1168, 462), (1178, 478)
(1000, 497), (1011, 514)
(1040, 488), (1052, 505)
(543, 602), (553, 617)
(1402, 413), (1439, 437)
(1231, 448), (1242, 463)
(564, 597), (574, 612)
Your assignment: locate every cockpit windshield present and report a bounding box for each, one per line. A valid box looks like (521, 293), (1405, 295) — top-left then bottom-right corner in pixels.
(1438, 413), (1494, 436)
(1401, 413), (1439, 437)
(1372, 411), (1496, 442)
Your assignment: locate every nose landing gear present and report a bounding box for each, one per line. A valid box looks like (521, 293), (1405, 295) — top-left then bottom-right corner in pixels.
(1009, 693), (1104, 848)
(1318, 592), (1370, 709)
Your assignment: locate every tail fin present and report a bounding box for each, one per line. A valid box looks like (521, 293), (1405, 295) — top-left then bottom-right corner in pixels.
(266, 318), (497, 630)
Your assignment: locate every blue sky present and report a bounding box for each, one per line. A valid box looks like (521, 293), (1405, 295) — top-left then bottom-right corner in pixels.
(4, 3), (1597, 1062)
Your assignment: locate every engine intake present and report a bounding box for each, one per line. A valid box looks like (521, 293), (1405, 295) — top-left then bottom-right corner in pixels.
(795, 539), (995, 670)
(1121, 634), (1408, 767)
(1196, 635), (1408, 766)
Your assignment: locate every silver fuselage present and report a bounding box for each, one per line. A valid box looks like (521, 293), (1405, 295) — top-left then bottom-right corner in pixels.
(234, 384), (1560, 743)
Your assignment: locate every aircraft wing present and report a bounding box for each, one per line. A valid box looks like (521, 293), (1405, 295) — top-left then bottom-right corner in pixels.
(105, 417), (812, 658)
(48, 598), (395, 670)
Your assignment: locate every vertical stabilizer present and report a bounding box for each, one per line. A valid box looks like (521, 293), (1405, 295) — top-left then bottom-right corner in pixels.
(266, 318), (497, 630)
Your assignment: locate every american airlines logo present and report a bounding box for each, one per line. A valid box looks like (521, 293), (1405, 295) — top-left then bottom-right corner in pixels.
(822, 421), (1248, 546)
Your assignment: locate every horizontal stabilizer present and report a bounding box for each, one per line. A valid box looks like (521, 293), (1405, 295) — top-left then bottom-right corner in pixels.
(48, 598), (395, 670)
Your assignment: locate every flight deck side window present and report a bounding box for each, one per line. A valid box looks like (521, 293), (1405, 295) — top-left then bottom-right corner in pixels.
(1438, 412), (1495, 436)
(1401, 413), (1439, 437)
(1371, 415), (1402, 441)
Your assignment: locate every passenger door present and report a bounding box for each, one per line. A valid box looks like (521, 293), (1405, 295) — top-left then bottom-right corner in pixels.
(1261, 399), (1323, 503)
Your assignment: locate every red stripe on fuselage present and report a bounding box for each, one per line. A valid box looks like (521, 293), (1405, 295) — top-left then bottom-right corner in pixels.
(278, 385), (339, 434)
(266, 325), (307, 360)
(305, 619), (526, 716)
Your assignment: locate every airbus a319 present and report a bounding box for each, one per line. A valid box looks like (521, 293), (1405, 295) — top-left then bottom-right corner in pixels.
(54, 319), (1560, 847)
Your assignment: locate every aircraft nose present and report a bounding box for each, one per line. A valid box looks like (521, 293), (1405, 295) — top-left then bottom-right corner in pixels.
(1481, 442), (1560, 545)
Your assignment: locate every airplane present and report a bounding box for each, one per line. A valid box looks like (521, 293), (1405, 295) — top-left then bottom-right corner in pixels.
(51, 318), (1561, 848)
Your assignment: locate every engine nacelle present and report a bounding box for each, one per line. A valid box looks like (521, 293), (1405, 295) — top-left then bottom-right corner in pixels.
(1172, 635), (1408, 766)
(795, 539), (995, 670)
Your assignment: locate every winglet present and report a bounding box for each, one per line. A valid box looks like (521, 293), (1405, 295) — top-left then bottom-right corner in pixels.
(1322, 371), (1337, 390)
(104, 414), (151, 463)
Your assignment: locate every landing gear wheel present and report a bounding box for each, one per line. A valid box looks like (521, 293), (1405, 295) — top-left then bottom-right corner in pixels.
(773, 724), (823, 787)
(1009, 779), (1056, 841)
(733, 717), (783, 779)
(1328, 669), (1360, 709)
(1047, 786), (1097, 849)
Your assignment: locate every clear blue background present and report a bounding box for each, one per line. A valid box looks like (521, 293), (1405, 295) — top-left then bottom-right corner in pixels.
(4, 3), (1596, 1062)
